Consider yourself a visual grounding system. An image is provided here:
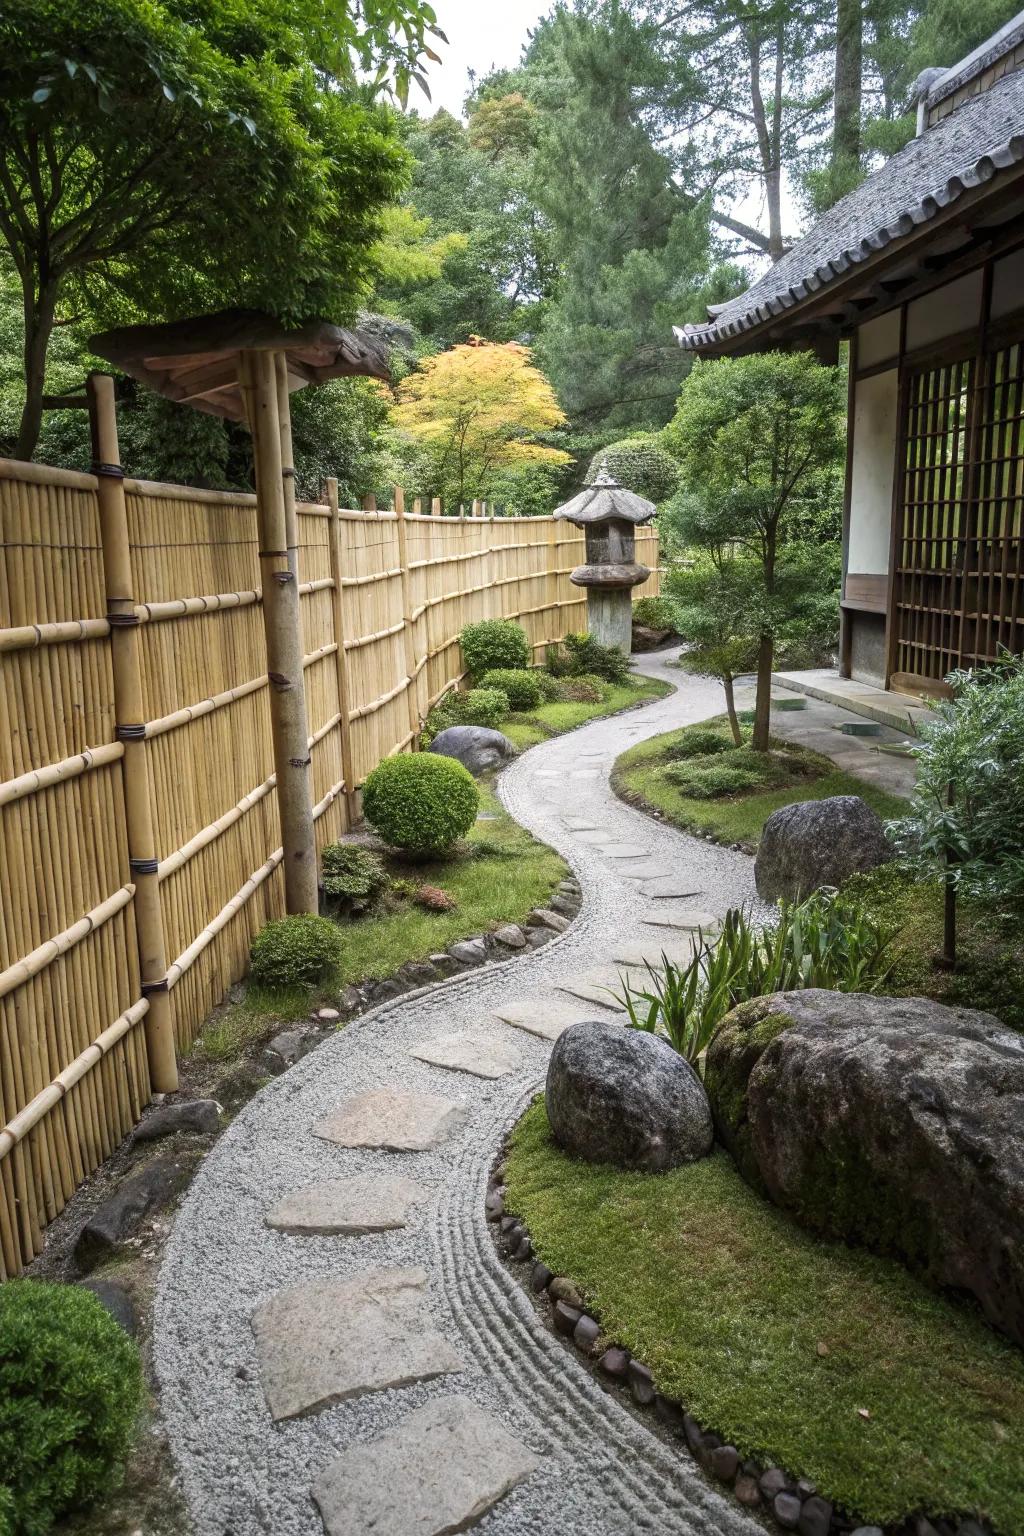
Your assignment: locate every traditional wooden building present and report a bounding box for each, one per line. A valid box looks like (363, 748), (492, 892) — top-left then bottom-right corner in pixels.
(675, 13), (1024, 698)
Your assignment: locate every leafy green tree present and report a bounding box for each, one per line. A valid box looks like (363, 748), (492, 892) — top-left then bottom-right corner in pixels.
(585, 435), (679, 502)
(0, 0), (425, 458)
(664, 352), (845, 751)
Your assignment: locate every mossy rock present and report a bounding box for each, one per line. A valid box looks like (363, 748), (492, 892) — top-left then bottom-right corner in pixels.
(704, 997), (795, 1185)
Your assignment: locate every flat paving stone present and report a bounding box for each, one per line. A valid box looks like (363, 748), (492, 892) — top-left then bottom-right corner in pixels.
(642, 909), (719, 931)
(597, 843), (651, 859)
(265, 1174), (425, 1235)
(610, 941), (696, 969)
(616, 861), (674, 881)
(251, 1267), (461, 1421)
(492, 996), (594, 1041)
(313, 1395), (539, 1536)
(561, 817), (600, 831)
(410, 1032), (519, 1079)
(554, 973), (627, 1009)
(313, 1089), (465, 1152)
(573, 829), (614, 844)
(640, 877), (707, 900)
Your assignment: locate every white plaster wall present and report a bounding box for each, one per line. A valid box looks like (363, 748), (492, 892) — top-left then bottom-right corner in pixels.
(906, 270), (983, 350)
(991, 247), (1024, 318)
(848, 368), (898, 575)
(857, 311), (900, 368)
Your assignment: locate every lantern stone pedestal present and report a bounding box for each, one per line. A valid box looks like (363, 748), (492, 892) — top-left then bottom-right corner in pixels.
(553, 466), (656, 654)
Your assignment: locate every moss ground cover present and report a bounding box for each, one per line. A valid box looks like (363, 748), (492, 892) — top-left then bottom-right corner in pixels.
(613, 716), (906, 851)
(506, 1099), (1024, 1532)
(502, 674), (672, 751)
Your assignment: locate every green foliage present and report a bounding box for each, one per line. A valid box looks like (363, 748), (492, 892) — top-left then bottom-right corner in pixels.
(459, 619), (530, 678)
(478, 668), (542, 711)
(663, 745), (815, 799)
(631, 595), (680, 631)
(555, 675), (606, 704)
(586, 436), (680, 501)
(547, 632), (630, 685)
(532, 670), (561, 702)
(665, 725), (734, 760)
(663, 759), (765, 799)
(363, 752), (478, 855)
(320, 843), (388, 916)
(0, 1280), (142, 1535)
(425, 687), (510, 741)
(249, 913), (343, 988)
(888, 653), (1024, 907)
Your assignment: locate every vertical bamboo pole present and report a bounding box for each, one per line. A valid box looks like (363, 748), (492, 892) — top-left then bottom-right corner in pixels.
(431, 497), (442, 516)
(241, 349), (318, 914)
(393, 487), (422, 747)
(362, 494), (377, 512)
(87, 372), (177, 1093)
(274, 353), (299, 579)
(326, 478), (359, 823)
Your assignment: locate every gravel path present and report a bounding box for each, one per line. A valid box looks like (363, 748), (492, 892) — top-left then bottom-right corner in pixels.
(155, 653), (767, 1536)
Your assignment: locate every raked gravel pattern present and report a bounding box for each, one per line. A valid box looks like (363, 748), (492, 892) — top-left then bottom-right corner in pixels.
(155, 652), (768, 1536)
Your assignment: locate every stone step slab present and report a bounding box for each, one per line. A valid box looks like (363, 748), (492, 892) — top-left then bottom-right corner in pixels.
(640, 878), (707, 900)
(313, 1395), (539, 1536)
(610, 941), (696, 970)
(596, 843), (651, 859)
(251, 1266), (461, 1422)
(313, 1089), (465, 1152)
(642, 909), (719, 932)
(410, 1032), (520, 1079)
(265, 1174), (425, 1236)
(553, 973), (628, 1010)
(492, 996), (596, 1041)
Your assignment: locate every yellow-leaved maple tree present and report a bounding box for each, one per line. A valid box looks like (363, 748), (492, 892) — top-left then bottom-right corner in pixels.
(393, 338), (570, 510)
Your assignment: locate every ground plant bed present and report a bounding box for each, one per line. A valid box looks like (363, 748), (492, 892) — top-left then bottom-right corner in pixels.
(494, 1099), (1024, 1536)
(502, 674), (673, 751)
(612, 716), (906, 851)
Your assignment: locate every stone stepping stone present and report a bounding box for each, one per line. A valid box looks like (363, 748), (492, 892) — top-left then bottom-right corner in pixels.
(313, 1395), (539, 1536)
(313, 1089), (465, 1152)
(573, 829), (614, 844)
(554, 975), (627, 1010)
(610, 941), (696, 970)
(562, 817), (600, 831)
(265, 1175), (425, 1236)
(597, 843), (652, 859)
(493, 996), (593, 1041)
(410, 1031), (520, 1079)
(640, 878), (706, 900)
(571, 769), (600, 779)
(251, 1267), (461, 1422)
(642, 909), (719, 931)
(616, 862), (674, 881)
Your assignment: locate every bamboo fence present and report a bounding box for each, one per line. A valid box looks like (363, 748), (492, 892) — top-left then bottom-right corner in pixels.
(0, 456), (659, 1275)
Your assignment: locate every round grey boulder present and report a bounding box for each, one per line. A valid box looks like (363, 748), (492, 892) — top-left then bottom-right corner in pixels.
(754, 794), (891, 902)
(546, 1021), (713, 1172)
(429, 725), (515, 777)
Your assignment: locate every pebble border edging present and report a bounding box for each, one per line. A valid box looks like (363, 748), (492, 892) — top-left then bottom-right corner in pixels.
(486, 1165), (996, 1536)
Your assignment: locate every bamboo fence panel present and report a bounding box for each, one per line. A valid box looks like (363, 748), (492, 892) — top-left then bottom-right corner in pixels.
(1, 457), (660, 1274)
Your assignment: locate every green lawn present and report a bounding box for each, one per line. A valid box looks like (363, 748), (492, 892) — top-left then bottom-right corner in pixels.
(506, 1099), (1024, 1533)
(503, 674), (672, 751)
(612, 717), (907, 851)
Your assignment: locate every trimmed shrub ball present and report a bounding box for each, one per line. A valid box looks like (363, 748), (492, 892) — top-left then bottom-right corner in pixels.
(249, 913), (344, 987)
(363, 753), (478, 855)
(459, 619), (530, 678)
(320, 844), (388, 915)
(478, 668), (543, 711)
(0, 1279), (143, 1534)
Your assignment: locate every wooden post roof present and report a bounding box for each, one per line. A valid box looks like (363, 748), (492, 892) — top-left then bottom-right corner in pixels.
(90, 308), (390, 422)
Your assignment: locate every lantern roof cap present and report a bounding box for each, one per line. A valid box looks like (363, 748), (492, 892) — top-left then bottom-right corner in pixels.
(553, 461), (657, 526)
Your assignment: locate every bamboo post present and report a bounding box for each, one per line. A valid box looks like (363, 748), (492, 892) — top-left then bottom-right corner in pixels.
(326, 478), (359, 823)
(87, 372), (178, 1093)
(240, 349), (318, 913)
(431, 497), (442, 515)
(274, 353), (299, 578)
(393, 487), (422, 747)
(362, 494), (377, 512)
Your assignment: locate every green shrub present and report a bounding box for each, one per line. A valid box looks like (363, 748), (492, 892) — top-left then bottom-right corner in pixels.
(533, 670), (561, 701)
(459, 619), (530, 679)
(665, 726), (735, 760)
(586, 436), (680, 502)
(562, 632), (631, 684)
(478, 668), (543, 710)
(320, 844), (388, 915)
(556, 675), (606, 703)
(249, 913), (344, 987)
(632, 595), (680, 631)
(363, 753), (478, 855)
(0, 1280), (143, 1535)
(423, 686), (510, 742)
(664, 759), (764, 799)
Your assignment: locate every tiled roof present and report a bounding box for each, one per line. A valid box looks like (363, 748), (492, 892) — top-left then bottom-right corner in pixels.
(675, 67), (1024, 353)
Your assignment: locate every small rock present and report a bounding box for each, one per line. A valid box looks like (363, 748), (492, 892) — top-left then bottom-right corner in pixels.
(573, 1315), (600, 1352)
(428, 953), (460, 975)
(514, 1235), (533, 1262)
(502, 1223), (524, 1249)
(627, 1359), (655, 1406)
(548, 1276), (584, 1309)
(399, 960), (437, 987)
(336, 985), (362, 1016)
(682, 1414), (703, 1456)
(800, 1496), (833, 1536)
(429, 724), (515, 776)
(599, 1346), (629, 1378)
(549, 893), (576, 917)
(527, 908), (570, 933)
(133, 1099), (220, 1143)
(527, 927), (554, 949)
(734, 1474), (761, 1508)
(78, 1278), (137, 1335)
(557, 879), (581, 896)
(484, 1190), (504, 1220)
(710, 1445), (739, 1483)
(913, 1522), (941, 1536)
(499, 1215), (518, 1234)
(849, 1529), (884, 1536)
(796, 1479), (818, 1499)
(553, 1301), (582, 1336)
(531, 1262), (553, 1293)
(315, 1007), (341, 1023)
(262, 1028), (314, 1074)
(75, 1152), (190, 1269)
(369, 978), (404, 1002)
(774, 1492), (803, 1530)
(493, 924), (527, 949)
(449, 938), (488, 966)
(654, 1395), (685, 1434)
(759, 1469), (790, 1501)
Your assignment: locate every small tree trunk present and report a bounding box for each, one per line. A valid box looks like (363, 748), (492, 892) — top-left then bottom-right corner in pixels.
(15, 283), (57, 461)
(723, 670), (743, 746)
(941, 781), (958, 969)
(752, 631), (774, 752)
(833, 0), (863, 165)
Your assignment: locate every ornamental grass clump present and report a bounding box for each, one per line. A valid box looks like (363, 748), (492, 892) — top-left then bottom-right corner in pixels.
(249, 913), (344, 988)
(0, 1280), (143, 1535)
(459, 618), (530, 678)
(363, 753), (478, 856)
(320, 844), (388, 916)
(478, 668), (543, 710)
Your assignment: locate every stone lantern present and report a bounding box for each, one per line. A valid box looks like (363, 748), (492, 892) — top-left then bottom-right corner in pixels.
(553, 464), (655, 653)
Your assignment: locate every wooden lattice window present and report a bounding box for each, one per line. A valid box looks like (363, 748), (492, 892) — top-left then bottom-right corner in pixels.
(965, 338), (1024, 667)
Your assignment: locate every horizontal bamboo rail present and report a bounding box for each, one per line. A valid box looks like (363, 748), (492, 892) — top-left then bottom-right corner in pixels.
(0, 451), (660, 1274)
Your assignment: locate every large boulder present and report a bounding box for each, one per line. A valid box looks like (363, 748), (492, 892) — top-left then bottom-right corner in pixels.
(546, 1021), (713, 1172)
(754, 794), (891, 901)
(705, 990), (1024, 1345)
(429, 725), (515, 777)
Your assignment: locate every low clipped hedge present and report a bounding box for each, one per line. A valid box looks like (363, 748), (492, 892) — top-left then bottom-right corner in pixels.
(0, 1280), (143, 1535)
(459, 619), (530, 678)
(479, 668), (543, 711)
(363, 752), (478, 855)
(249, 913), (344, 988)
